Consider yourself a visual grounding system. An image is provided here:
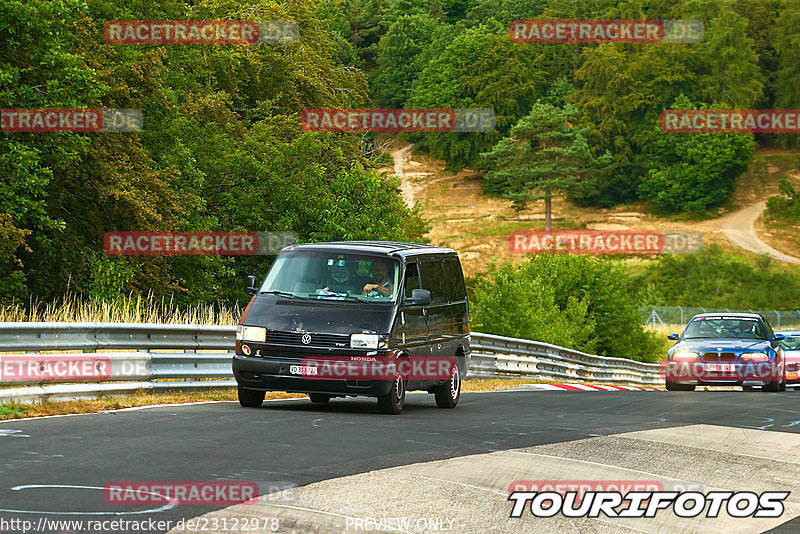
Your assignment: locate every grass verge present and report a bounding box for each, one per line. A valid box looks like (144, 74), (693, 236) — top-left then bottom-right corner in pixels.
(0, 379), (541, 421)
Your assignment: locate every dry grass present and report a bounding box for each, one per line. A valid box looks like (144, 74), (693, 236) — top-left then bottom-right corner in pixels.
(462, 377), (543, 391)
(0, 292), (241, 325)
(0, 379), (547, 420)
(0, 389), (305, 421)
(757, 169), (800, 259)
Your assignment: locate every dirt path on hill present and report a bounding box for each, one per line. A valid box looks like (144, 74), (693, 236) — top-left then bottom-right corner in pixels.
(382, 139), (800, 273)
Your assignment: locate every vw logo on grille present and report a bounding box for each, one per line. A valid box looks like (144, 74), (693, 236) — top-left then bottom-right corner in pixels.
(301, 334), (312, 345)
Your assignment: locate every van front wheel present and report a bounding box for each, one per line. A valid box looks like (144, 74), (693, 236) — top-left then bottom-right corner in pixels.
(238, 386), (265, 407)
(433, 361), (461, 408)
(377, 372), (405, 415)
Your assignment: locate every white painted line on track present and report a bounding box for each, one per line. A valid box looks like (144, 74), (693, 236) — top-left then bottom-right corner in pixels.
(508, 450), (707, 486)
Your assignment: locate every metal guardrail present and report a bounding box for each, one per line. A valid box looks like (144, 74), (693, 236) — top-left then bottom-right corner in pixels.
(0, 323), (662, 403)
(469, 333), (661, 387)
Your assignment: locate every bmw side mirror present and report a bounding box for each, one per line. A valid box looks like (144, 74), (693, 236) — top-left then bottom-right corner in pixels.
(667, 333), (680, 341)
(407, 288), (431, 306)
(774, 334), (786, 341)
(245, 275), (258, 296)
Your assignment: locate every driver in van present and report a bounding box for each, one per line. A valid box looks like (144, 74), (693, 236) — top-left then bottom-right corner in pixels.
(362, 260), (393, 297)
(321, 261), (356, 293)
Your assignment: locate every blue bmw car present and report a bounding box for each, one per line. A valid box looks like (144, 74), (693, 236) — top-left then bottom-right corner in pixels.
(665, 313), (786, 392)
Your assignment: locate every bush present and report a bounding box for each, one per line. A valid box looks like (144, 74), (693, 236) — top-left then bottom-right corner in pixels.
(638, 96), (756, 213)
(766, 178), (800, 223)
(630, 244), (800, 309)
(471, 255), (663, 362)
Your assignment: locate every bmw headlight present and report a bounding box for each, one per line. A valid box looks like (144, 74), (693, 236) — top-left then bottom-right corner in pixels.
(741, 353), (769, 361)
(672, 351), (699, 361)
(239, 326), (266, 343)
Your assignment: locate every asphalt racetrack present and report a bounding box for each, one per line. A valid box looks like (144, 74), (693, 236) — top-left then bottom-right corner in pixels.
(2, 388), (800, 533)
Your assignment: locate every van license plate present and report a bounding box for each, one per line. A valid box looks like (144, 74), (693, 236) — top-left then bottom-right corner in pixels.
(289, 365), (318, 376)
(706, 364), (734, 371)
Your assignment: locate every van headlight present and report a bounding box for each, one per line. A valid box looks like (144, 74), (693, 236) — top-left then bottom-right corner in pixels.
(239, 326), (266, 343)
(350, 334), (388, 350)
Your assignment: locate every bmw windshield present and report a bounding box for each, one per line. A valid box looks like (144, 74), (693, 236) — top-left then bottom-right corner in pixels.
(259, 251), (401, 303)
(682, 317), (768, 340)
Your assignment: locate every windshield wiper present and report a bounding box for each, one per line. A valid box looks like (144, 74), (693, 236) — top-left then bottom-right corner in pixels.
(311, 293), (363, 302)
(260, 290), (312, 300)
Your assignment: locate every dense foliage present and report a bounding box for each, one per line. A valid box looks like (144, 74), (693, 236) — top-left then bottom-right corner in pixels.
(471, 255), (663, 362)
(630, 244), (800, 309)
(321, 0), (798, 208)
(766, 178), (800, 223)
(4, 0), (800, 322)
(0, 0), (427, 305)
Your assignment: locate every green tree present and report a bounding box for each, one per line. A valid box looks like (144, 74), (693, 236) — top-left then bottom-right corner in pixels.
(571, 43), (700, 205)
(773, 0), (800, 147)
(685, 0), (765, 107)
(481, 102), (610, 230)
(408, 22), (542, 170)
(472, 255), (663, 362)
(638, 96), (756, 213)
(374, 15), (438, 107)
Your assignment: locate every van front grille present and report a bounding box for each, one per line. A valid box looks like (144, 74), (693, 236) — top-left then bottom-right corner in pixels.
(264, 330), (350, 348)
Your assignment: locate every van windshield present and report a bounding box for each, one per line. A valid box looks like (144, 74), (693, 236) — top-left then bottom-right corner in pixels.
(260, 251), (401, 303)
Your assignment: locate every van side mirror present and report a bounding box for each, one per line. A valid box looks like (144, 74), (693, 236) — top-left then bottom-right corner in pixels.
(667, 333), (680, 341)
(406, 288), (431, 306)
(245, 275), (259, 296)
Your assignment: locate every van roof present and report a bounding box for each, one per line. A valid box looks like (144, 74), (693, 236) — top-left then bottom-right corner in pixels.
(282, 241), (457, 257)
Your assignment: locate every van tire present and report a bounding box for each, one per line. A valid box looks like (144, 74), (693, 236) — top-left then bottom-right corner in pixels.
(377, 372), (405, 415)
(763, 380), (781, 392)
(309, 393), (331, 403)
(238, 386), (265, 407)
(433, 360), (461, 408)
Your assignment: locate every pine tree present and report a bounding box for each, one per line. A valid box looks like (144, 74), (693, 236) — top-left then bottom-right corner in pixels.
(481, 102), (610, 231)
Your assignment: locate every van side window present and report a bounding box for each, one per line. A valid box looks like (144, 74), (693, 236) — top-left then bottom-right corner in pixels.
(443, 258), (466, 302)
(404, 263), (420, 299)
(419, 261), (447, 304)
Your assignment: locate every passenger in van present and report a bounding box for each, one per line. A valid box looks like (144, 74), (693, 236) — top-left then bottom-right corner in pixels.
(362, 260), (393, 297)
(321, 261), (357, 294)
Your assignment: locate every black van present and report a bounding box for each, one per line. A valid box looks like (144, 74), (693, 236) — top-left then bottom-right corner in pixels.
(232, 241), (470, 414)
